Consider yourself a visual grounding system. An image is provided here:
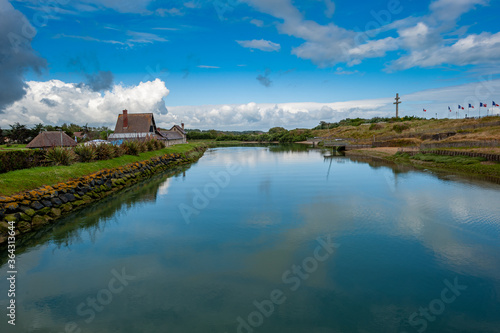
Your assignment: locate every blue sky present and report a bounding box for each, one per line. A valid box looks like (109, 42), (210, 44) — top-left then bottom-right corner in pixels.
(1, 0), (500, 130)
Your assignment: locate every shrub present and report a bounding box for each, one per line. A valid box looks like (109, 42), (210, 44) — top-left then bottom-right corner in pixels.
(392, 123), (410, 133)
(0, 150), (46, 173)
(123, 141), (140, 156)
(94, 143), (114, 160)
(153, 139), (162, 150)
(74, 145), (96, 162)
(153, 139), (165, 150)
(369, 123), (383, 131)
(111, 144), (125, 158)
(137, 141), (147, 153)
(146, 139), (155, 151)
(387, 138), (422, 147)
(45, 147), (75, 166)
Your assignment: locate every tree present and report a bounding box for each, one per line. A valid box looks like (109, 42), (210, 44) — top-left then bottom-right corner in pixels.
(9, 122), (30, 143)
(0, 127), (4, 144)
(30, 123), (45, 139)
(100, 129), (113, 140)
(268, 127), (286, 134)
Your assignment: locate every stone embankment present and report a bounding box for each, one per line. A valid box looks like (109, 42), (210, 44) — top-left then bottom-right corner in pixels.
(0, 148), (205, 244)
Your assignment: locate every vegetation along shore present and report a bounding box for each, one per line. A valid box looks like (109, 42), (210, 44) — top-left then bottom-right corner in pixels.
(0, 143), (207, 244)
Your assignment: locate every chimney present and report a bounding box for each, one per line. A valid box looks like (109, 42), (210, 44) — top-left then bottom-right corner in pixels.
(123, 110), (128, 128)
(181, 122), (184, 130)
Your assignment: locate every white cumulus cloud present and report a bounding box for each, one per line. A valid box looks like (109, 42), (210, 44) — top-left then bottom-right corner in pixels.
(391, 32), (500, 69)
(3, 78), (500, 131)
(0, 79), (169, 128)
(243, 0), (495, 70)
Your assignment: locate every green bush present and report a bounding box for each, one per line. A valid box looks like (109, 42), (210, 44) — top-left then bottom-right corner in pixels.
(153, 139), (164, 150)
(111, 144), (125, 158)
(137, 141), (147, 153)
(0, 139), (167, 173)
(123, 141), (140, 156)
(392, 123), (410, 133)
(146, 139), (155, 151)
(94, 143), (114, 160)
(74, 145), (96, 162)
(0, 150), (46, 173)
(45, 147), (75, 166)
(369, 123), (383, 131)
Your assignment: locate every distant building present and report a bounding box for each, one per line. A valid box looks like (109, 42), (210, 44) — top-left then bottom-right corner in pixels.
(26, 131), (77, 149)
(108, 110), (164, 144)
(73, 131), (88, 141)
(159, 124), (187, 146)
(108, 110), (187, 146)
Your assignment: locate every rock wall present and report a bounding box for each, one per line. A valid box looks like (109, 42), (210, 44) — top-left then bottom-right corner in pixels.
(0, 148), (205, 244)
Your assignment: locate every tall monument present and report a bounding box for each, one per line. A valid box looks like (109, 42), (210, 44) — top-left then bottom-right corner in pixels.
(394, 93), (401, 118)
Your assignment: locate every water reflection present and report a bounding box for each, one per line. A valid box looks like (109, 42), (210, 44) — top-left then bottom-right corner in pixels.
(1, 145), (499, 333)
(0, 165), (192, 264)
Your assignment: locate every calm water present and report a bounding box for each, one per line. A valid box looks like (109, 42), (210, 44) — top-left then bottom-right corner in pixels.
(1, 145), (500, 333)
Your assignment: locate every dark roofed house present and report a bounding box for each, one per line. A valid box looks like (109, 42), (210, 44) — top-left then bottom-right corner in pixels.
(26, 131), (77, 149)
(108, 110), (164, 144)
(170, 124), (186, 136)
(159, 123), (187, 146)
(108, 109), (187, 146)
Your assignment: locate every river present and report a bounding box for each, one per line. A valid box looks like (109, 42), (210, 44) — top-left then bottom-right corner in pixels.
(1, 145), (500, 333)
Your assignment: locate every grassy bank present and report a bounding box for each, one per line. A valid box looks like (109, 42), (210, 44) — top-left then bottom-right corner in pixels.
(390, 153), (500, 179)
(0, 143), (203, 196)
(347, 148), (500, 181)
(313, 116), (500, 144)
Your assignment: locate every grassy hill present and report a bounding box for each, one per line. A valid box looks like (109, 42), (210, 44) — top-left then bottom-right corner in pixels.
(312, 116), (500, 145)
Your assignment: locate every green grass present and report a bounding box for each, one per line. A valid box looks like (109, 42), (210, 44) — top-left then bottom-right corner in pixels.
(411, 153), (486, 165)
(391, 152), (500, 180)
(0, 144), (28, 151)
(0, 143), (202, 196)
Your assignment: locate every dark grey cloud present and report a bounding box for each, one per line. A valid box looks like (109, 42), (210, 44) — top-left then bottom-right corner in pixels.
(0, 0), (47, 112)
(86, 71), (114, 92)
(256, 75), (272, 87)
(256, 68), (272, 87)
(68, 54), (114, 91)
(40, 98), (58, 107)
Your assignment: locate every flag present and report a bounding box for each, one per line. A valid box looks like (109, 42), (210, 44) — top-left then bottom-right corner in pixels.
(480, 103), (487, 107)
(469, 104), (474, 108)
(423, 108), (427, 112)
(493, 101), (499, 107)
(448, 106), (451, 112)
